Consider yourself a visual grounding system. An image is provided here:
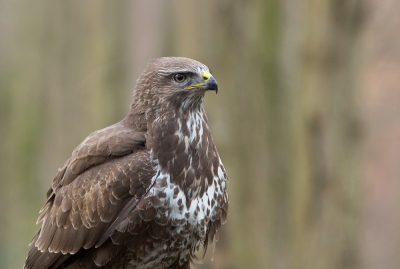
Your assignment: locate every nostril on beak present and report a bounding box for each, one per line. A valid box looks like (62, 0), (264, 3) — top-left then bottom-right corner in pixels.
(202, 71), (212, 82)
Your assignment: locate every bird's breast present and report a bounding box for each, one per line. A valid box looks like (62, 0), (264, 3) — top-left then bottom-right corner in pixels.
(141, 109), (228, 266)
(148, 165), (227, 260)
(150, 109), (220, 196)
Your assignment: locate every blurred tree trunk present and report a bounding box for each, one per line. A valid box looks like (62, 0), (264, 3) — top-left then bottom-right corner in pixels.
(283, 1), (363, 268)
(361, 0), (400, 268)
(263, 1), (364, 269)
(0, 1), (133, 268)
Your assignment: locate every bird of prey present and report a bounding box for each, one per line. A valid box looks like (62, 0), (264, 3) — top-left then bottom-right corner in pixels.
(24, 57), (228, 269)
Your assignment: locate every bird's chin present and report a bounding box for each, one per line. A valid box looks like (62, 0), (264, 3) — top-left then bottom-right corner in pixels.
(184, 87), (206, 95)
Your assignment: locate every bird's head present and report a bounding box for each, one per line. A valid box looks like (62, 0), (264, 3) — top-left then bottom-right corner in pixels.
(131, 57), (218, 114)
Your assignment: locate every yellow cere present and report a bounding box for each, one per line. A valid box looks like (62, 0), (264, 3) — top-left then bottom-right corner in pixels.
(202, 71), (212, 81)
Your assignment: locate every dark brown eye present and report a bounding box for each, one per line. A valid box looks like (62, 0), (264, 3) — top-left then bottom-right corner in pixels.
(173, 73), (187, 83)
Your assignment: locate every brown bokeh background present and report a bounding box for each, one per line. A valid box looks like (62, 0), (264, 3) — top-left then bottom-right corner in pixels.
(0, 1), (399, 268)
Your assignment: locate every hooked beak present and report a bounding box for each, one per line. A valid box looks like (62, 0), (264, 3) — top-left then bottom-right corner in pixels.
(184, 71), (218, 94)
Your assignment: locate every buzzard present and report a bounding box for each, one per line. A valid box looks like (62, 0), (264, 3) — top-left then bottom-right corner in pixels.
(24, 57), (229, 269)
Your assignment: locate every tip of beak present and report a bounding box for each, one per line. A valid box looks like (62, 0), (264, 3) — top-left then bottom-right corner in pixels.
(205, 77), (218, 94)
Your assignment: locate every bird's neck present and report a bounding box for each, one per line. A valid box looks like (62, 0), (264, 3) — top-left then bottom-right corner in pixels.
(125, 91), (205, 131)
(148, 107), (220, 201)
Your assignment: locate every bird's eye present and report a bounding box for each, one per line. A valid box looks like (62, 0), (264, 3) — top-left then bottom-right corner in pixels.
(173, 73), (187, 83)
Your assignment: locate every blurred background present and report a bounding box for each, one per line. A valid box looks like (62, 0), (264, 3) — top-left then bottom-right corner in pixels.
(0, 0), (399, 268)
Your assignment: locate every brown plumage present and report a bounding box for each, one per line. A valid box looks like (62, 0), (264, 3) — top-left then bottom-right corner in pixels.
(24, 57), (229, 269)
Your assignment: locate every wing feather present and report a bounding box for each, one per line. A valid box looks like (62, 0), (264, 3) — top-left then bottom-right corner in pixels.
(24, 122), (154, 269)
(51, 121), (146, 193)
